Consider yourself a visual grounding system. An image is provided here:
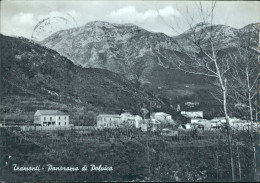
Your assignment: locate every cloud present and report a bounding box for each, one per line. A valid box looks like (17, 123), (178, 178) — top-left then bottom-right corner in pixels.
(12, 12), (36, 26)
(158, 7), (181, 17)
(108, 6), (180, 24)
(2, 1), (259, 39)
(1, 13), (38, 38)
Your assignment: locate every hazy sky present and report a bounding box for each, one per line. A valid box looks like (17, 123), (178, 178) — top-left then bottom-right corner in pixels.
(1, 0), (260, 40)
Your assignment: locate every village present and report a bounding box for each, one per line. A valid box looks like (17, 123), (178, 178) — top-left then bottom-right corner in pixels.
(1, 105), (258, 135)
(1, 104), (260, 181)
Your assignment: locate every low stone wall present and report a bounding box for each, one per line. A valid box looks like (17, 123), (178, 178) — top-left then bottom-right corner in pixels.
(20, 125), (97, 131)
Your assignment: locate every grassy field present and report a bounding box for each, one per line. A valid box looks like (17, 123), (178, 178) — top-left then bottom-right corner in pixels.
(0, 127), (256, 182)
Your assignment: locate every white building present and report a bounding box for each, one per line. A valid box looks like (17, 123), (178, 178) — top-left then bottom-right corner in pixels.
(97, 113), (143, 129)
(150, 112), (173, 124)
(210, 117), (240, 124)
(191, 118), (209, 124)
(139, 119), (152, 132)
(181, 111), (203, 118)
(34, 110), (69, 126)
(210, 117), (226, 123)
(120, 113), (143, 128)
(190, 118), (201, 123)
(209, 117), (251, 130)
(161, 128), (179, 137)
(185, 102), (199, 107)
(97, 114), (121, 128)
(141, 123), (148, 132)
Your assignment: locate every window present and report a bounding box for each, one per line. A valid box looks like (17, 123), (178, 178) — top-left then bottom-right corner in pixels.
(44, 117), (46, 120)
(65, 116), (66, 120)
(59, 122), (60, 126)
(59, 117), (60, 120)
(65, 122), (66, 125)
(50, 117), (52, 121)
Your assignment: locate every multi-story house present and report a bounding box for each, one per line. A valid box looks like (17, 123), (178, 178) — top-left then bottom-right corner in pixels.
(181, 111), (203, 118)
(34, 110), (69, 126)
(150, 112), (173, 124)
(97, 113), (143, 129)
(97, 114), (121, 128)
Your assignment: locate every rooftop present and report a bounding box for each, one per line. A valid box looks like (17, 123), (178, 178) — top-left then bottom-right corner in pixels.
(98, 114), (121, 118)
(35, 110), (68, 116)
(151, 112), (171, 116)
(179, 104), (203, 111)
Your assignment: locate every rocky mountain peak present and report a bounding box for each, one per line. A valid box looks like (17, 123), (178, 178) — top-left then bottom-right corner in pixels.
(40, 22), (258, 85)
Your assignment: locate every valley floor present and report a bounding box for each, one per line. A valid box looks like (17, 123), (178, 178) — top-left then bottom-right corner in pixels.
(0, 127), (259, 182)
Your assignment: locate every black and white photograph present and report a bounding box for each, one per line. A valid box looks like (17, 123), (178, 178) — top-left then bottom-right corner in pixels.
(0, 0), (259, 182)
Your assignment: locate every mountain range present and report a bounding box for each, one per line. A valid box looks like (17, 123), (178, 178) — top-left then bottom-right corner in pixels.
(1, 21), (259, 122)
(0, 34), (165, 123)
(41, 21), (259, 84)
(39, 21), (259, 117)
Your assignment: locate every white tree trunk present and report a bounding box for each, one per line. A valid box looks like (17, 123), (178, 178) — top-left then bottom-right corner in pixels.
(223, 86), (235, 182)
(237, 143), (242, 181)
(246, 67), (257, 180)
(215, 59), (235, 181)
(246, 67), (253, 121)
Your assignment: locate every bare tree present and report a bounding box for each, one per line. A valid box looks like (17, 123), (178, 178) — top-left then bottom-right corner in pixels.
(220, 30), (259, 182)
(228, 48), (258, 151)
(221, 28), (259, 180)
(228, 28), (260, 122)
(250, 30), (260, 122)
(156, 1), (237, 181)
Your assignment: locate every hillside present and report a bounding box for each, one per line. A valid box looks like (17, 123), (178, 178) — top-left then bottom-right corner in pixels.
(0, 34), (164, 123)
